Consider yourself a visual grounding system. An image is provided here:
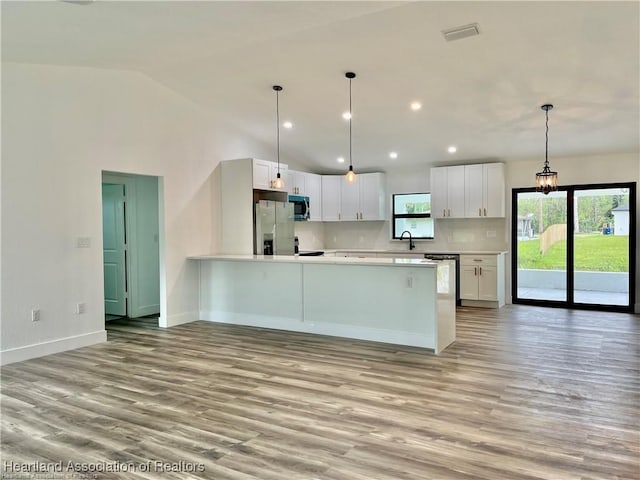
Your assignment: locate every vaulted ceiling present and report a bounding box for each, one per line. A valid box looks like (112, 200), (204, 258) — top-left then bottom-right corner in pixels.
(3, 1), (639, 173)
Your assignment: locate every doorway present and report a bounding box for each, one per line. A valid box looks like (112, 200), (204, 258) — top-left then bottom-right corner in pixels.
(102, 172), (161, 322)
(512, 182), (636, 312)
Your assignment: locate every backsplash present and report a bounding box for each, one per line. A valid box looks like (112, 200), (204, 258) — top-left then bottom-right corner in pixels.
(293, 221), (325, 251)
(318, 218), (508, 252)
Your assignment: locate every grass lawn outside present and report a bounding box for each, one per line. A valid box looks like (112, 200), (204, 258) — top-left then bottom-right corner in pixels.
(517, 234), (629, 272)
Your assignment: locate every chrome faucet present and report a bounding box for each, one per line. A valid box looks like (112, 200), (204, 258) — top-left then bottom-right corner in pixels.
(400, 230), (416, 250)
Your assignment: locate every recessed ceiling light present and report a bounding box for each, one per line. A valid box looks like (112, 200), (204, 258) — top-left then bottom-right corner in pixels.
(337, 156), (345, 163)
(448, 146), (457, 154)
(283, 121), (293, 129)
(389, 152), (398, 159)
(342, 111), (352, 120)
(410, 102), (422, 111)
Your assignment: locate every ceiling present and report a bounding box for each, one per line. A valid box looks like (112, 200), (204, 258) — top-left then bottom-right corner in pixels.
(2, 1), (639, 174)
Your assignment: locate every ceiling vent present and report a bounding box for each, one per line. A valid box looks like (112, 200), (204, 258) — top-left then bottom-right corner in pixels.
(442, 23), (480, 42)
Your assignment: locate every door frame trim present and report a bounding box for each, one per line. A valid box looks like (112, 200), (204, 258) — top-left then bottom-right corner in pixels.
(511, 182), (636, 313)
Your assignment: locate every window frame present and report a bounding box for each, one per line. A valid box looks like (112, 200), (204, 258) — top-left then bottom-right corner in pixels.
(391, 192), (434, 240)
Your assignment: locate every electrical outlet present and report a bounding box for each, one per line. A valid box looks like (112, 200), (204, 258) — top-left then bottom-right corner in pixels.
(76, 237), (91, 248)
(486, 230), (497, 238)
(406, 276), (413, 288)
(75, 302), (86, 314)
(31, 308), (41, 322)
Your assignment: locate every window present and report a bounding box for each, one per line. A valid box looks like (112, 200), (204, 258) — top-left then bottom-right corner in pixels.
(392, 193), (434, 239)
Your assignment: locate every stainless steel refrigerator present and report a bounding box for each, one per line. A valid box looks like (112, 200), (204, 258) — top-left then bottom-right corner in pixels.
(254, 193), (295, 255)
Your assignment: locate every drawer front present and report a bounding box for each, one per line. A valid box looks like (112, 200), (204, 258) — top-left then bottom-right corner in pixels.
(460, 254), (497, 266)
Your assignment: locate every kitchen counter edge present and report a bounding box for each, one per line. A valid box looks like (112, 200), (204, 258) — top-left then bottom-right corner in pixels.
(188, 254), (439, 267)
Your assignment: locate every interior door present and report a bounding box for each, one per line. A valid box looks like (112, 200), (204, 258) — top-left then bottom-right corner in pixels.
(102, 183), (127, 316)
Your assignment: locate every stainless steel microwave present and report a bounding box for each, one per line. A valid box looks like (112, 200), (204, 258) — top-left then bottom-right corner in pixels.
(288, 194), (310, 221)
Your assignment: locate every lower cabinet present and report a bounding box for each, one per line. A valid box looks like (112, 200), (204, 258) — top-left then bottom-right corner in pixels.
(460, 254), (505, 307)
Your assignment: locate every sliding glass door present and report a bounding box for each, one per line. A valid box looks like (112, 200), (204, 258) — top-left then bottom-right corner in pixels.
(512, 182), (635, 312)
(515, 190), (568, 302)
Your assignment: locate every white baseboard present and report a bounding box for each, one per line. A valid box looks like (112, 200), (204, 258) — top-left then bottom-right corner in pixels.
(200, 310), (435, 350)
(161, 310), (198, 328)
(0, 330), (107, 366)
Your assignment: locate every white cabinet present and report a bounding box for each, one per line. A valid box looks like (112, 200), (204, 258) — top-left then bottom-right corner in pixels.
(430, 166), (465, 218)
(340, 179), (360, 221)
(460, 254), (505, 307)
(252, 159), (272, 190)
(305, 173), (322, 222)
(360, 172), (386, 220)
(286, 170), (307, 195)
(321, 175), (341, 221)
(286, 170), (321, 221)
(340, 172), (386, 221)
(431, 163), (505, 219)
(252, 159), (288, 191)
(464, 163), (505, 218)
(322, 172), (385, 221)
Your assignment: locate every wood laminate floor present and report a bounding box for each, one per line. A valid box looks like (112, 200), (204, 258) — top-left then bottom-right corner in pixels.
(2, 306), (639, 479)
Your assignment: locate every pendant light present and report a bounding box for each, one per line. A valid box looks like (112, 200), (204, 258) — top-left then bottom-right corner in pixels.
(272, 85), (285, 189)
(535, 104), (558, 195)
(345, 72), (357, 184)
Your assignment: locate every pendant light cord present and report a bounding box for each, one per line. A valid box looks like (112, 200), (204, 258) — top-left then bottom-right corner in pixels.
(349, 76), (353, 169)
(544, 107), (549, 168)
(276, 89), (280, 174)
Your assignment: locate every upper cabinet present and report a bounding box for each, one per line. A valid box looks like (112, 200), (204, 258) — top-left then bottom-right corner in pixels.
(431, 163), (505, 219)
(286, 170), (307, 195)
(252, 159), (288, 191)
(305, 173), (322, 221)
(321, 175), (341, 221)
(322, 172), (386, 221)
(288, 170), (322, 221)
(431, 165), (465, 218)
(464, 163), (505, 218)
(359, 172), (386, 221)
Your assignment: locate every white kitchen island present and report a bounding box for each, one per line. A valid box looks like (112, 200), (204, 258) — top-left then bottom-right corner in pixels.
(189, 255), (456, 354)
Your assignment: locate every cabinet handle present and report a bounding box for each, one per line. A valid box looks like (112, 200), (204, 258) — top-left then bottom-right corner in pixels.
(479, 208), (482, 217)
(474, 267), (478, 276)
(484, 207), (487, 216)
(338, 213), (341, 220)
(479, 267), (482, 275)
(447, 209), (451, 217)
(443, 209), (446, 217)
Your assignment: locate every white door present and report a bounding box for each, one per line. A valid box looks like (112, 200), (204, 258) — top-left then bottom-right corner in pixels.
(252, 159), (272, 189)
(360, 173), (385, 220)
(464, 164), (484, 217)
(478, 266), (498, 301)
(321, 176), (341, 221)
(483, 163), (505, 217)
(430, 167), (448, 218)
(459, 265), (479, 300)
(447, 165), (466, 218)
(102, 184), (127, 316)
(341, 180), (360, 221)
(306, 173), (322, 221)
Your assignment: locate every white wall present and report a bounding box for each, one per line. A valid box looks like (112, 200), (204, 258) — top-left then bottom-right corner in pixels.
(1, 63), (270, 363)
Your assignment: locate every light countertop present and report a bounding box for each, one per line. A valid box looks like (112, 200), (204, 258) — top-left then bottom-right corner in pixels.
(326, 249), (508, 255)
(188, 254), (440, 267)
